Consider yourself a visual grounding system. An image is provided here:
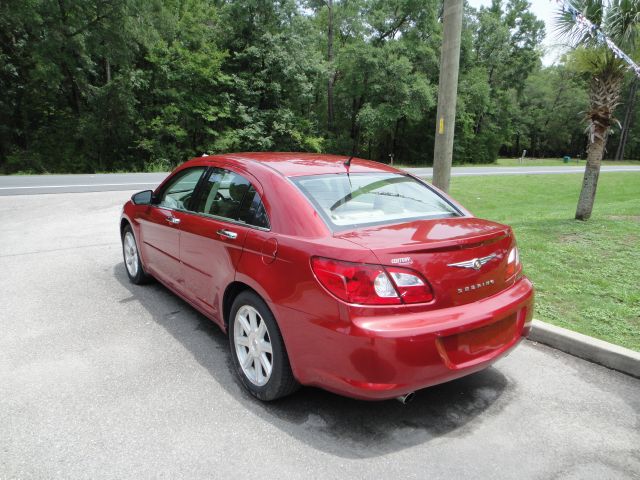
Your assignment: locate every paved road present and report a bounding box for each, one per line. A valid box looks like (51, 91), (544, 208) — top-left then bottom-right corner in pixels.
(2, 165), (639, 195)
(0, 172), (168, 196)
(1, 190), (638, 479)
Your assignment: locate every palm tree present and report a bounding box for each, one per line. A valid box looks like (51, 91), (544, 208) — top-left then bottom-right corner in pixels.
(556, 0), (640, 220)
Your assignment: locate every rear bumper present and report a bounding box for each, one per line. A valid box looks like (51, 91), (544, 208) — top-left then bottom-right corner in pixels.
(275, 277), (534, 400)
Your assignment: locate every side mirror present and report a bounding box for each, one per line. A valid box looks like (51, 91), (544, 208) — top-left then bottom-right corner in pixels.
(131, 190), (157, 205)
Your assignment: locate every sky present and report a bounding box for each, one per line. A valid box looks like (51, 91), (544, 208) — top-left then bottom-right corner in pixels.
(467, 0), (565, 66)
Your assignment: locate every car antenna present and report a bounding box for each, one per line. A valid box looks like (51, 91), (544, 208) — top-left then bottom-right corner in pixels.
(344, 155), (353, 189)
(344, 141), (356, 167)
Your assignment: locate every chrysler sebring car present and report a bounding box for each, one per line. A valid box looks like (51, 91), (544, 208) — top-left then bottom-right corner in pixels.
(120, 153), (534, 402)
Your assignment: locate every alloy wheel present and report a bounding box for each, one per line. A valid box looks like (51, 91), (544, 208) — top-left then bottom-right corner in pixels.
(233, 305), (273, 386)
(123, 231), (139, 277)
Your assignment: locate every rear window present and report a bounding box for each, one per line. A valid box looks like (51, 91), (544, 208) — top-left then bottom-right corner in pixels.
(292, 173), (460, 230)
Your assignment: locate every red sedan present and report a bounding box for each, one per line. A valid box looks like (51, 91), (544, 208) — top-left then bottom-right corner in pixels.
(120, 153), (534, 402)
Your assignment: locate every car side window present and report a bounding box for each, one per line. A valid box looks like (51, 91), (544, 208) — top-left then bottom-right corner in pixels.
(238, 186), (270, 229)
(196, 169), (250, 220)
(159, 167), (206, 211)
(196, 169), (270, 228)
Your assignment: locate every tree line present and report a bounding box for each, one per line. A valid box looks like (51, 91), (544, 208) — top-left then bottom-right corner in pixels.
(0, 0), (636, 174)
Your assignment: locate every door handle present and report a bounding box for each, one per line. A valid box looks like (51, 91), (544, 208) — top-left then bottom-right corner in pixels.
(166, 215), (181, 225)
(217, 229), (238, 240)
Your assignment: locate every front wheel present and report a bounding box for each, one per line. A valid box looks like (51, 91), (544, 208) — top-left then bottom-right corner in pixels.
(121, 225), (152, 285)
(229, 291), (299, 401)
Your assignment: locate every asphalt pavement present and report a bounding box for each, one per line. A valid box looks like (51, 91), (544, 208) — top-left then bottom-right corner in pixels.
(0, 190), (638, 479)
(2, 165), (640, 195)
(0, 172), (167, 196)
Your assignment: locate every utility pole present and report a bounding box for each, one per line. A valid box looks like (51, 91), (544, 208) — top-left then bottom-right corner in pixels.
(432, 0), (463, 193)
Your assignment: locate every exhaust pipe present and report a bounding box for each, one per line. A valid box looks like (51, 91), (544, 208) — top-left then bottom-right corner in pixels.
(395, 392), (415, 405)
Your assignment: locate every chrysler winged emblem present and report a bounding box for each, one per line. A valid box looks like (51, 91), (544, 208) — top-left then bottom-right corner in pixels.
(448, 253), (497, 271)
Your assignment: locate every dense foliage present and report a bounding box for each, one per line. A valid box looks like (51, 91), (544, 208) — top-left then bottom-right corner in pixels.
(0, 0), (629, 173)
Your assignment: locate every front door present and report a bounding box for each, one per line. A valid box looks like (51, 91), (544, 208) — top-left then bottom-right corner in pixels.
(137, 167), (206, 289)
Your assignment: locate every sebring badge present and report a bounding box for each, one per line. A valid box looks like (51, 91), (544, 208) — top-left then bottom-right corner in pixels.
(457, 279), (495, 294)
(447, 253), (497, 271)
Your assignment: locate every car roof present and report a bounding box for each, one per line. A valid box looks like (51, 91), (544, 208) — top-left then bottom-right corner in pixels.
(194, 152), (401, 177)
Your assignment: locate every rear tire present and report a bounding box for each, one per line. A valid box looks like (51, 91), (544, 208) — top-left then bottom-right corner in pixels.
(121, 224), (153, 285)
(229, 291), (299, 401)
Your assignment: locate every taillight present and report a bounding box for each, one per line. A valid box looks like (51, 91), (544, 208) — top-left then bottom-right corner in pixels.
(505, 246), (521, 279)
(310, 257), (433, 305)
(311, 257), (400, 304)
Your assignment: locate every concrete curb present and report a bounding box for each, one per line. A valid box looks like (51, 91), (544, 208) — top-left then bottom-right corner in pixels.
(528, 319), (640, 378)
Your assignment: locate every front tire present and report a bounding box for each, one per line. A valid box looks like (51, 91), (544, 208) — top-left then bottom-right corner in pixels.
(229, 291), (299, 401)
(121, 224), (152, 285)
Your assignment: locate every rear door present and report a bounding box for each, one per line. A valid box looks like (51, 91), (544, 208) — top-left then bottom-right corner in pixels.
(178, 167), (267, 321)
(137, 166), (206, 288)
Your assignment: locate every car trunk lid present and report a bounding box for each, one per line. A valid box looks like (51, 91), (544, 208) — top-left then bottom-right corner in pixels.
(336, 217), (515, 308)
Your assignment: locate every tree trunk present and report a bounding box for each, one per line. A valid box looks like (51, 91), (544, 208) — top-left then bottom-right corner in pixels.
(575, 72), (622, 220)
(391, 118), (400, 163)
(614, 78), (638, 160)
(575, 130), (607, 220)
(327, 0), (335, 133)
(105, 58), (111, 83)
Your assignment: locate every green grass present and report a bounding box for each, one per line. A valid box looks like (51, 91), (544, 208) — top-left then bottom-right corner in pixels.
(450, 172), (640, 351)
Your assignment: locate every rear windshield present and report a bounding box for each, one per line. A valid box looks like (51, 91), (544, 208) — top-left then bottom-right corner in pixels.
(292, 173), (460, 230)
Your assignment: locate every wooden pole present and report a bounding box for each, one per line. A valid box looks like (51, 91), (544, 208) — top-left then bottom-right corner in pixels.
(432, 0), (463, 193)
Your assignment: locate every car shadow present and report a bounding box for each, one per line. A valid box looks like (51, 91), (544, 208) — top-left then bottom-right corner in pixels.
(113, 263), (511, 458)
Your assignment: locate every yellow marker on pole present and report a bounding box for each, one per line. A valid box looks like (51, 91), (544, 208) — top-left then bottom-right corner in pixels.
(439, 117), (445, 135)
